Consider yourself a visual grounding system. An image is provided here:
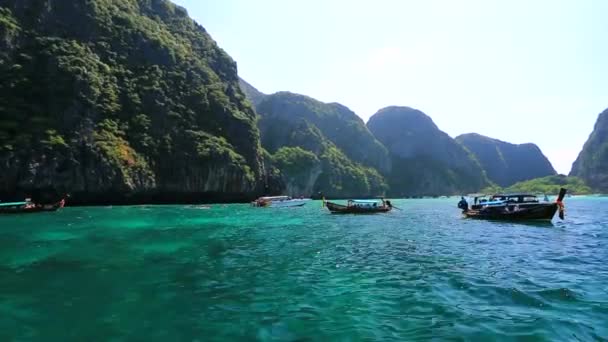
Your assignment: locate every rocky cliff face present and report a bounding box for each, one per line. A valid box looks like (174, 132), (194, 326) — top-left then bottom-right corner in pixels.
(271, 146), (322, 197)
(257, 92), (390, 173)
(367, 106), (489, 196)
(0, 0), (263, 204)
(570, 108), (608, 192)
(456, 133), (556, 187)
(254, 92), (388, 198)
(239, 78), (266, 107)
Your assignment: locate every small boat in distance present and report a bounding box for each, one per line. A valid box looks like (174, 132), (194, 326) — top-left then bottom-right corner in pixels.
(251, 196), (311, 208)
(0, 198), (65, 214)
(324, 199), (393, 214)
(458, 188), (566, 221)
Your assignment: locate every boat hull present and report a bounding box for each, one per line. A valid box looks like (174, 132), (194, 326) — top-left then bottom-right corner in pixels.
(325, 201), (392, 214)
(268, 199), (310, 208)
(0, 203), (63, 215)
(464, 203), (558, 221)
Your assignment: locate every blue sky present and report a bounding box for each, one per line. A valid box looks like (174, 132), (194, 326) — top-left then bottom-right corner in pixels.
(173, 0), (608, 174)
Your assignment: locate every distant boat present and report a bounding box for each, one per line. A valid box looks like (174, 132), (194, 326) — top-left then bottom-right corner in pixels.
(0, 198), (65, 214)
(251, 196), (310, 208)
(324, 199), (393, 214)
(459, 189), (567, 221)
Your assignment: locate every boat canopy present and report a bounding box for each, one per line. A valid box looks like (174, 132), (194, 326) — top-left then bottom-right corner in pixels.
(492, 193), (537, 198)
(350, 200), (382, 204)
(487, 193), (540, 204)
(490, 194), (538, 201)
(259, 196), (290, 201)
(0, 202), (28, 207)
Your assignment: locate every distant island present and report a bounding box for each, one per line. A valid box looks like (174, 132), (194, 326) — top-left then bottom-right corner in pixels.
(0, 0), (603, 204)
(483, 175), (592, 196)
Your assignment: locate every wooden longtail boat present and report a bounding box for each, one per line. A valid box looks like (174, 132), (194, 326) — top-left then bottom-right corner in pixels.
(324, 199), (393, 214)
(0, 199), (65, 214)
(460, 188), (566, 221)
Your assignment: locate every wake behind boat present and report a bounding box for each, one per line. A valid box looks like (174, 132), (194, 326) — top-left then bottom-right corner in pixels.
(458, 188), (567, 221)
(251, 196), (311, 208)
(324, 199), (393, 214)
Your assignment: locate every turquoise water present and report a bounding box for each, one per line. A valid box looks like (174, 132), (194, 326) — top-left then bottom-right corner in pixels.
(1, 198), (607, 341)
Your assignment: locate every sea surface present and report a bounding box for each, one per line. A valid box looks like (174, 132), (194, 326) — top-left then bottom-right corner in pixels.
(1, 197), (607, 341)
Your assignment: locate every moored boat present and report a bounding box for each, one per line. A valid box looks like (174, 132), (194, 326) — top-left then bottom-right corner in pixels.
(459, 189), (566, 221)
(324, 199), (393, 214)
(251, 196), (310, 208)
(0, 198), (65, 214)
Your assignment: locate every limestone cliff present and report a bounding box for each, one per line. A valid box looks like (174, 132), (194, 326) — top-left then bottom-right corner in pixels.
(456, 133), (556, 187)
(0, 0), (263, 204)
(254, 92), (389, 198)
(570, 108), (608, 192)
(368, 106), (489, 196)
(257, 92), (391, 173)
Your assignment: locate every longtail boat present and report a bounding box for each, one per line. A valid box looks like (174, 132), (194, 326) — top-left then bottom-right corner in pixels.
(0, 199), (65, 214)
(324, 199), (393, 214)
(459, 188), (566, 221)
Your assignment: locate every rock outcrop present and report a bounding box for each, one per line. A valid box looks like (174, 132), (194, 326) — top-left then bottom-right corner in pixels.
(570, 108), (608, 192)
(367, 106), (489, 196)
(255, 92), (389, 197)
(0, 0), (263, 204)
(257, 92), (390, 173)
(239, 78), (266, 107)
(456, 133), (556, 187)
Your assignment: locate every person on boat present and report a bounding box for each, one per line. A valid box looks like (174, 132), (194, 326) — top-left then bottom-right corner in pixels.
(385, 200), (393, 209)
(25, 200), (35, 209)
(458, 197), (469, 212)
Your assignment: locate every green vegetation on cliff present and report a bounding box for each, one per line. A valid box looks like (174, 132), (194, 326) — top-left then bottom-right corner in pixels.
(570, 108), (608, 192)
(0, 0), (262, 203)
(271, 147), (320, 195)
(257, 92), (390, 173)
(239, 78), (266, 106)
(2, 0), (572, 202)
(482, 175), (592, 195)
(456, 133), (556, 187)
(368, 106), (489, 196)
(255, 92), (388, 197)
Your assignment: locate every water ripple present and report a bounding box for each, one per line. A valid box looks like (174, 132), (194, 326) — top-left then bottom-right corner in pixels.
(0, 198), (607, 340)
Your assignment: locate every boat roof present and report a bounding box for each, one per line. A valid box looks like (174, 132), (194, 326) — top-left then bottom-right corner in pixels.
(483, 200), (508, 205)
(0, 201), (28, 207)
(349, 200), (382, 203)
(259, 196), (290, 200)
(491, 193), (537, 197)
